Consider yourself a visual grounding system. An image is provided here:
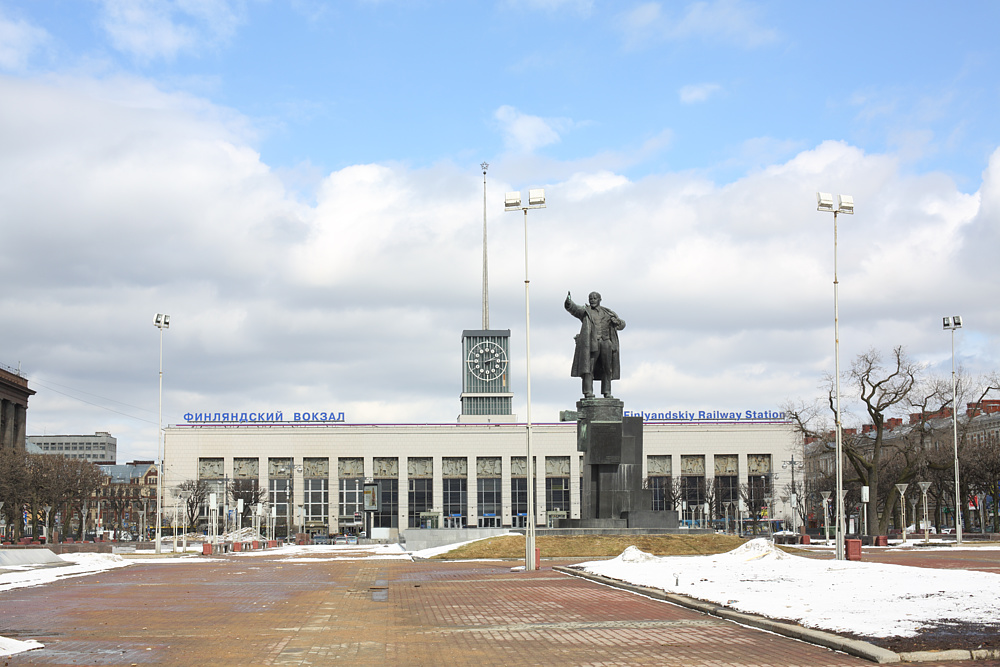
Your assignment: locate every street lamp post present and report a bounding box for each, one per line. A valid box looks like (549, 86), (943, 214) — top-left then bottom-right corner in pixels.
(505, 188), (546, 572)
(820, 491), (831, 545)
(153, 313), (170, 555)
(782, 454), (804, 535)
(918, 481), (932, 543)
(943, 315), (963, 545)
(895, 483), (909, 544)
(817, 193), (853, 560)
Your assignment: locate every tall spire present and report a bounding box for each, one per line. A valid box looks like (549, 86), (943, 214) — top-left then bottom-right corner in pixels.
(481, 161), (490, 329)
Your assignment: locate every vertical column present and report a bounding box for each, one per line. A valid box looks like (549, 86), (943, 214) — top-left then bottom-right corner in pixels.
(292, 459), (303, 536)
(501, 455), (511, 526)
(467, 455), (477, 525)
(0, 399), (14, 450)
(432, 455), (443, 523)
(13, 404), (27, 451)
(399, 459), (409, 531)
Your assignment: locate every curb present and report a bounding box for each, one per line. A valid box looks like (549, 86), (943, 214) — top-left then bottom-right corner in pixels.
(553, 566), (1000, 664)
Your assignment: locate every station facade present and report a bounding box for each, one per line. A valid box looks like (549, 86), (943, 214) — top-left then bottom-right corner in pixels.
(164, 418), (801, 540)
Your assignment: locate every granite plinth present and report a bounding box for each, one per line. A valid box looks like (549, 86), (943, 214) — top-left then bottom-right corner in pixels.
(576, 399), (665, 528)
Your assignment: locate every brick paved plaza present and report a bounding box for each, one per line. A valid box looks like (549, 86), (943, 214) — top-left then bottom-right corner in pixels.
(2, 547), (999, 666)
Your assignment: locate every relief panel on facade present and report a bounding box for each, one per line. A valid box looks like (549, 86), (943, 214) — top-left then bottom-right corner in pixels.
(680, 455), (705, 476)
(339, 457), (363, 478)
(408, 457), (433, 478)
(545, 456), (570, 477)
(748, 454), (772, 475)
(374, 457), (398, 477)
(442, 457), (468, 477)
(714, 454), (738, 476)
(476, 457), (501, 477)
(647, 455), (671, 475)
(199, 458), (224, 479)
(233, 458), (258, 479)
(303, 457), (329, 478)
(510, 456), (526, 477)
(268, 458), (292, 478)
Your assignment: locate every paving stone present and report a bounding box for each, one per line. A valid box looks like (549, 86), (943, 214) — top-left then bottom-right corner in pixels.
(0, 549), (998, 666)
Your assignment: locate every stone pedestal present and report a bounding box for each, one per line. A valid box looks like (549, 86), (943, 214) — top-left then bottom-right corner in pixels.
(562, 398), (675, 530)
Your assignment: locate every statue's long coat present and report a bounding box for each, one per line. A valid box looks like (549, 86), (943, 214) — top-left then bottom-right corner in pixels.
(565, 299), (624, 381)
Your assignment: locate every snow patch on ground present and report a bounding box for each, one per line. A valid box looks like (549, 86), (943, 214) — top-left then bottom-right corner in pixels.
(577, 538), (1000, 638)
(0, 635), (43, 657)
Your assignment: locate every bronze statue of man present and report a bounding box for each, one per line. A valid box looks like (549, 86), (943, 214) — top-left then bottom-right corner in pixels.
(565, 291), (625, 399)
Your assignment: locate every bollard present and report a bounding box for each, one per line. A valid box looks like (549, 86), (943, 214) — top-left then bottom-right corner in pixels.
(846, 538), (862, 561)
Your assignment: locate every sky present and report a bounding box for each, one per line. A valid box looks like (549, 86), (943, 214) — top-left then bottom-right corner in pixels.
(2, 1), (1000, 463)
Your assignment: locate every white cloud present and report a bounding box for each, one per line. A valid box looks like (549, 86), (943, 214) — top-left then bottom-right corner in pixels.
(679, 82), (722, 104)
(99, 0), (245, 61)
(494, 105), (576, 153)
(2, 73), (998, 462)
(0, 10), (50, 70)
(619, 0), (779, 49)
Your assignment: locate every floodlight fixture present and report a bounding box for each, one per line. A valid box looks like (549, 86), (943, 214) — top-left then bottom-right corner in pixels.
(816, 192), (835, 212)
(154, 313), (170, 329)
(505, 192), (521, 210)
(943, 316), (963, 330)
(837, 194), (854, 214)
(528, 188), (546, 207)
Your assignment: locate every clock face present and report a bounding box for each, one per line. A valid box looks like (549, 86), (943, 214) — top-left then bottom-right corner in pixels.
(467, 341), (508, 381)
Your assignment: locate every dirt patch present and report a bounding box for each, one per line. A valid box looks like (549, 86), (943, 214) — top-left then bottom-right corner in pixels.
(431, 533), (748, 559)
(843, 620), (1000, 654)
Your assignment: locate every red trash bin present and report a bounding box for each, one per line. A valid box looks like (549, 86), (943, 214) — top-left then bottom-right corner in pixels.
(846, 539), (862, 561)
(799, 534), (811, 545)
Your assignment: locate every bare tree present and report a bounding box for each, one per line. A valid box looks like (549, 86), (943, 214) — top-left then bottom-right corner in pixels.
(228, 478), (265, 527)
(176, 479), (211, 532)
(843, 346), (920, 536)
(0, 449), (31, 541)
(739, 475), (771, 535)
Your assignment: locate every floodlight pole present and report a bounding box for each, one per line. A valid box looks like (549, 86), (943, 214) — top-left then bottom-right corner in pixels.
(943, 316), (963, 544)
(817, 194), (852, 561)
(153, 313), (170, 555)
(505, 189), (546, 571)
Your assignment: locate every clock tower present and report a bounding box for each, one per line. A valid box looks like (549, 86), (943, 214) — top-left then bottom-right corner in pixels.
(459, 329), (515, 423)
(458, 162), (515, 423)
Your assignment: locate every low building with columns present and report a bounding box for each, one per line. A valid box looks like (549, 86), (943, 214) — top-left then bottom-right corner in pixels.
(164, 417), (800, 541)
(0, 364), (34, 452)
